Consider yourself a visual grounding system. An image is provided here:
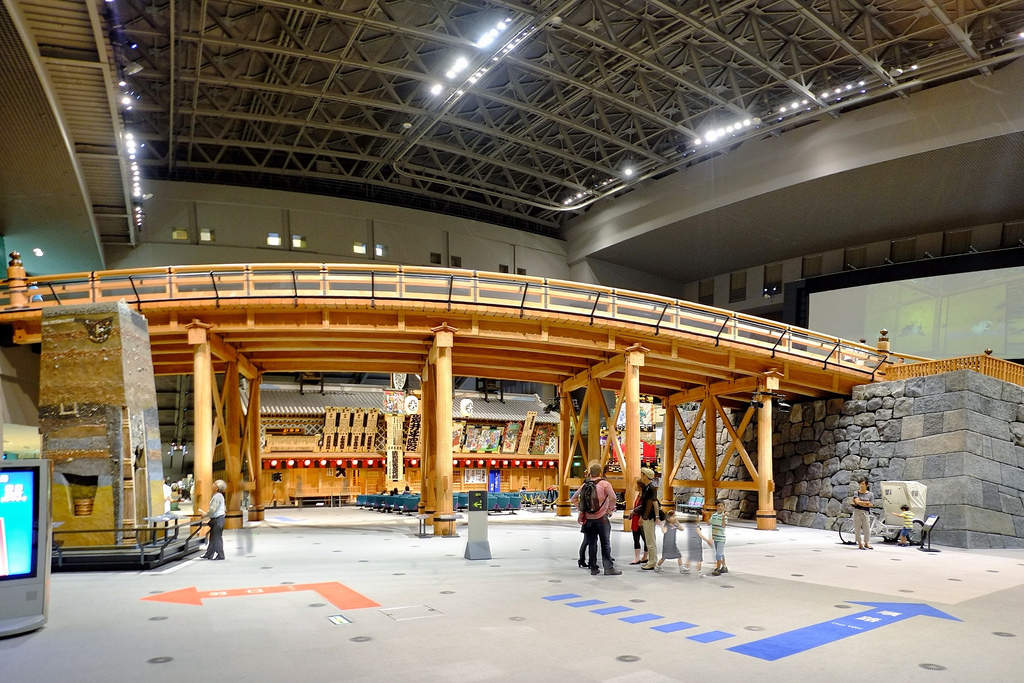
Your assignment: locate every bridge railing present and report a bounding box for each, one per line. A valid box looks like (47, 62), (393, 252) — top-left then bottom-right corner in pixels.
(4, 263), (889, 377)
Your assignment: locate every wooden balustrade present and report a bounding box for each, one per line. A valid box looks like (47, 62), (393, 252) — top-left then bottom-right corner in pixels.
(2, 262), (889, 377)
(885, 353), (1024, 387)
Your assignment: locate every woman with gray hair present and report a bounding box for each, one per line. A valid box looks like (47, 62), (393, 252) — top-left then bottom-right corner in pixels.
(198, 480), (227, 560)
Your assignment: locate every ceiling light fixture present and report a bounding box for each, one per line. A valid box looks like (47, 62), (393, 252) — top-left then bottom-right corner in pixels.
(33, 248), (44, 257)
(429, 83), (443, 95)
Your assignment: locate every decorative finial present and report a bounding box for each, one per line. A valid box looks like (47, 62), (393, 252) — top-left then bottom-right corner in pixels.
(8, 251), (22, 267)
(984, 348), (993, 356)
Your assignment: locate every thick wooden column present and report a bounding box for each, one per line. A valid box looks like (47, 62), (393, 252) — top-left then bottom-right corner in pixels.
(247, 373), (264, 521)
(622, 344), (646, 531)
(418, 361), (435, 515)
(660, 402), (676, 512)
(188, 320), (213, 519)
(223, 361), (243, 529)
(431, 324), (457, 536)
(756, 375), (780, 530)
(703, 395), (717, 520)
(587, 379), (601, 467)
(555, 392), (572, 517)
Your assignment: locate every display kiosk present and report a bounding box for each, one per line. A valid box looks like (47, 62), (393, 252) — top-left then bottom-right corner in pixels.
(0, 459), (52, 637)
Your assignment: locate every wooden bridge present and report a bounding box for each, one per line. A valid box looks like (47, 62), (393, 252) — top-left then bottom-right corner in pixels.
(3, 257), (895, 533)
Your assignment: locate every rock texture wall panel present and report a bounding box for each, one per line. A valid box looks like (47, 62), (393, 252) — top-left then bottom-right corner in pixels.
(39, 302), (164, 545)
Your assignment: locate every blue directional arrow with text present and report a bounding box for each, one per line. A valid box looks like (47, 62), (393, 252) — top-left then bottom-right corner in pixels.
(728, 602), (960, 661)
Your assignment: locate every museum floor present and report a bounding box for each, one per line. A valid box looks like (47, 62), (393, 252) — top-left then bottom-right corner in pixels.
(3, 506), (1023, 682)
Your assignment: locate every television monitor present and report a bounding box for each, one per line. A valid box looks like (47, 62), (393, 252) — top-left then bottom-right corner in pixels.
(0, 460), (51, 637)
(0, 466), (40, 581)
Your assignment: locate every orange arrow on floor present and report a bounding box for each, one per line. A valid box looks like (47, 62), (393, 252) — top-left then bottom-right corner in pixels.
(142, 582), (379, 610)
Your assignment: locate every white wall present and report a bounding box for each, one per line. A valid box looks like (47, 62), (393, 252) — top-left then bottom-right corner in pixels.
(1, 345), (39, 426)
(106, 181), (571, 279)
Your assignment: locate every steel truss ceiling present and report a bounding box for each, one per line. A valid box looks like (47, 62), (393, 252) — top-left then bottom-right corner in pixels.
(114, 0), (1024, 234)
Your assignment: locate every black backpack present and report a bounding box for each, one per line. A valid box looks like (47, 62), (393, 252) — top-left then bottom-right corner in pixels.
(579, 479), (603, 514)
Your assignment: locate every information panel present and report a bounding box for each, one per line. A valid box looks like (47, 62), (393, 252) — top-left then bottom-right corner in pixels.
(0, 468), (38, 580)
(0, 460), (51, 637)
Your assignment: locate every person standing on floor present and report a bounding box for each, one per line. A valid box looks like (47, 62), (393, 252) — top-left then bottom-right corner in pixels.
(682, 515), (712, 577)
(629, 491), (648, 565)
(198, 479), (227, 561)
(635, 468), (660, 570)
(709, 500), (728, 576)
(852, 478), (875, 550)
(654, 509), (684, 573)
(573, 461), (622, 576)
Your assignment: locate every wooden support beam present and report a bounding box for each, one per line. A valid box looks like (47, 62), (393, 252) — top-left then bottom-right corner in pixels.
(431, 323), (457, 537)
(561, 354), (626, 393)
(703, 396), (717, 518)
(622, 344), (646, 532)
(556, 392), (572, 517)
(209, 331), (259, 380)
(757, 374), (780, 530)
(189, 320), (213, 520)
(223, 361), (244, 529)
(668, 377), (759, 406)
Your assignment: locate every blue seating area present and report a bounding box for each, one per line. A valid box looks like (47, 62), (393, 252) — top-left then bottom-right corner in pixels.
(357, 493), (421, 514)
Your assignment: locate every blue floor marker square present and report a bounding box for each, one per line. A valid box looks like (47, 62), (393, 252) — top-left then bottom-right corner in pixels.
(543, 594), (581, 601)
(687, 630), (735, 643)
(592, 606), (633, 616)
(619, 613), (664, 624)
(652, 621), (698, 633)
(567, 599), (606, 608)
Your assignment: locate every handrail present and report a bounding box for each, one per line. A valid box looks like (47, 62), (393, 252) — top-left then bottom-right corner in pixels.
(0, 263), (893, 376)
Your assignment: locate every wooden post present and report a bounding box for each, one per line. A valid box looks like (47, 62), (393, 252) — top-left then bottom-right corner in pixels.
(431, 324), (457, 536)
(555, 391), (572, 517)
(188, 320), (213, 519)
(756, 375), (780, 530)
(660, 401), (676, 513)
(248, 373), (264, 521)
(223, 361), (243, 529)
(623, 344), (645, 531)
(419, 362), (435, 515)
(703, 395), (717, 520)
(587, 379), (601, 469)
(6, 252), (27, 308)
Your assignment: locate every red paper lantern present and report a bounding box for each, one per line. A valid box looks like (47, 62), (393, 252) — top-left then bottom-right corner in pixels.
(336, 460), (343, 466)
(514, 460), (521, 466)
(526, 460), (533, 467)
(320, 459), (327, 466)
(366, 459), (374, 466)
(453, 459), (459, 466)
(411, 459), (418, 466)
(490, 460), (496, 466)
(270, 460), (278, 467)
(304, 459), (312, 467)
(287, 460), (295, 467)
(352, 459), (360, 466)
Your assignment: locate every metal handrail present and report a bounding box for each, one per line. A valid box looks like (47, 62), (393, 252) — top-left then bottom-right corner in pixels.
(1, 263), (892, 375)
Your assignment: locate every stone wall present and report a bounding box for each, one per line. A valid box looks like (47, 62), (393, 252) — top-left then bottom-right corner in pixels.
(673, 369), (1024, 548)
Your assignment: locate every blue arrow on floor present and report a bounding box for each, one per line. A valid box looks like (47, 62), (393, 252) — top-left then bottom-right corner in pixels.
(728, 602), (960, 661)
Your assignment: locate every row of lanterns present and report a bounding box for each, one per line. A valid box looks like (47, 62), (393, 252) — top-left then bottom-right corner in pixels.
(262, 458), (558, 469)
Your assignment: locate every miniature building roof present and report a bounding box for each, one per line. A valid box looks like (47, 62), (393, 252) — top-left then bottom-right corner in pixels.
(260, 389), (558, 423)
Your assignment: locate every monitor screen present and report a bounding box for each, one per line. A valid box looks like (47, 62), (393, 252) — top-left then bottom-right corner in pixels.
(0, 467), (40, 580)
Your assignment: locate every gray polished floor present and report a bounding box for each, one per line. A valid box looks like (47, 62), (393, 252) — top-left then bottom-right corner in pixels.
(4, 506), (1023, 682)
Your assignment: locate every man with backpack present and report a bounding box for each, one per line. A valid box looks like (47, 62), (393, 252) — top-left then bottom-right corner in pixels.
(572, 462), (622, 576)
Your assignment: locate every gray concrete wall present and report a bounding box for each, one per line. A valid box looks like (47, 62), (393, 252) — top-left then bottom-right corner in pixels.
(674, 369), (1024, 549)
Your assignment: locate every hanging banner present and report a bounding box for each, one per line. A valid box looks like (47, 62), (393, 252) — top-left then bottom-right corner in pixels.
(383, 390), (405, 414)
(515, 412), (537, 455)
(385, 414), (404, 482)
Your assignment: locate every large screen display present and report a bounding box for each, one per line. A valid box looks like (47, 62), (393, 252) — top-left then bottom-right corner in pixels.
(0, 468), (39, 580)
(808, 265), (1024, 359)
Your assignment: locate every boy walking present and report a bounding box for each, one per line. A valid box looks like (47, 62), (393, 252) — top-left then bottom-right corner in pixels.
(897, 504), (915, 546)
(709, 500), (728, 576)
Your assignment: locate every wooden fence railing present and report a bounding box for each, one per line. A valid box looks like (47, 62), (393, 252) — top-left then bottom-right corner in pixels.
(884, 353), (1024, 387)
(2, 262), (889, 377)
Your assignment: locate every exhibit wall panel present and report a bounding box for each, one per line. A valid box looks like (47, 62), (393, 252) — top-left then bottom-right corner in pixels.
(291, 211), (371, 256)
